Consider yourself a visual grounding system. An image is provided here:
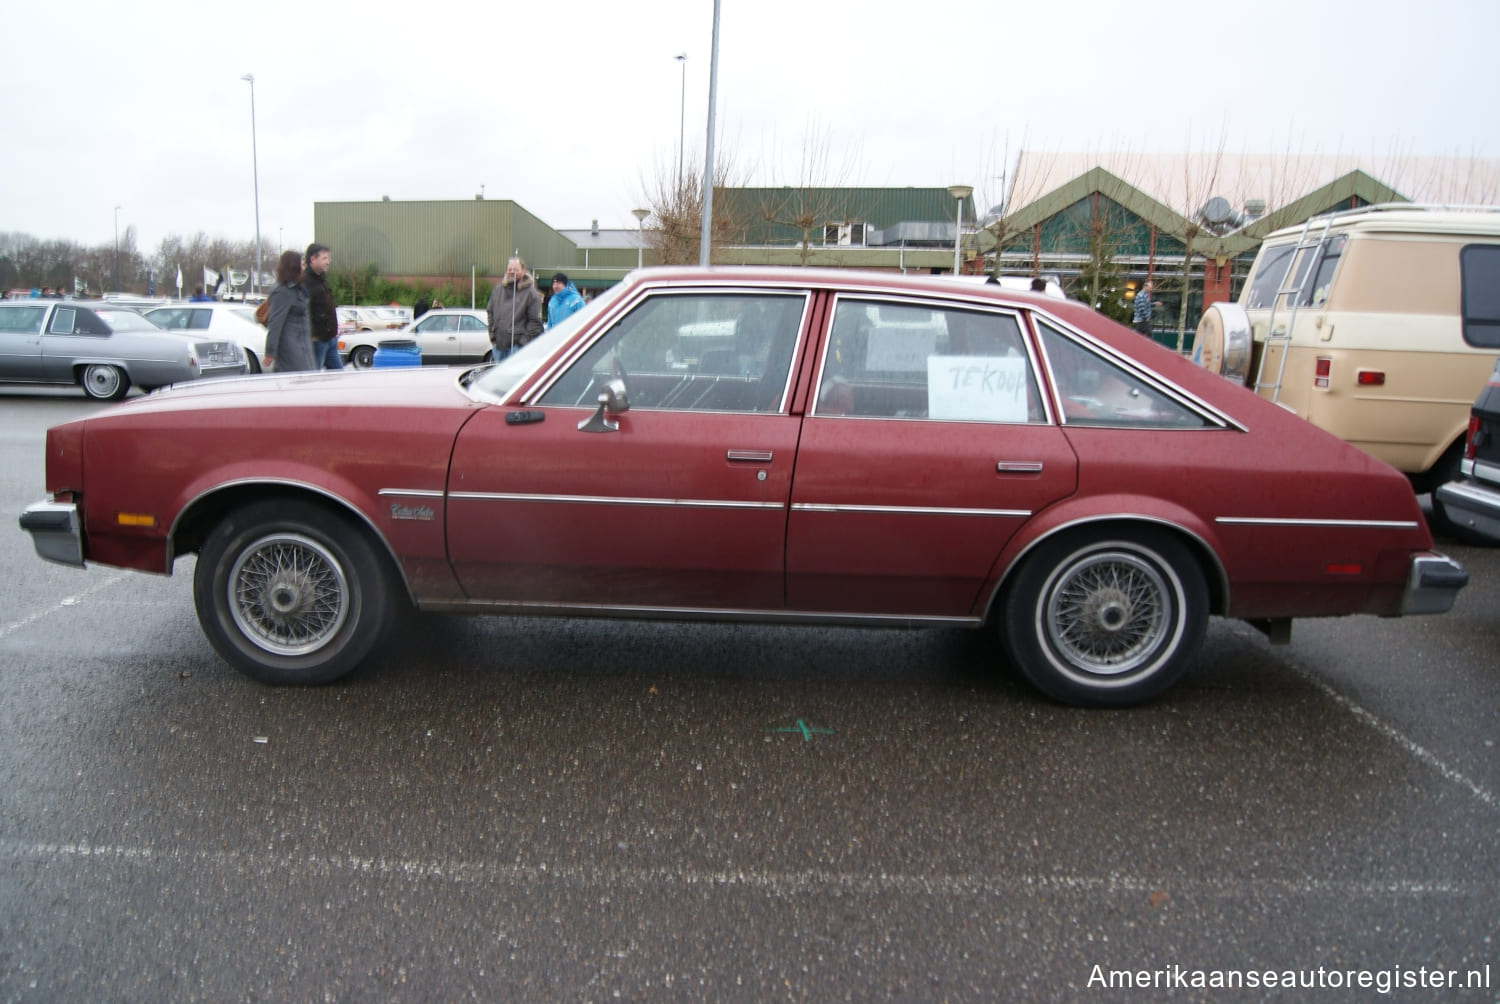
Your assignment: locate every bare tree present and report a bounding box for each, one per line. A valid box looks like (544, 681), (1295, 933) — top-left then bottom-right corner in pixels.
(753, 119), (860, 265)
(639, 149), (748, 265)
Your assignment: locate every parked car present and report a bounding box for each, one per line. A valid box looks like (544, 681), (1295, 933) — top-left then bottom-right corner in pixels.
(0, 299), (248, 400)
(144, 302), (268, 373)
(340, 308), (490, 367)
(1434, 357), (1500, 542)
(18, 267), (1467, 706)
(1193, 205), (1500, 531)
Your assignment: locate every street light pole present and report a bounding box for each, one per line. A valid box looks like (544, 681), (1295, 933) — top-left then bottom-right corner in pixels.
(113, 205), (121, 293)
(241, 73), (262, 299)
(698, 2), (721, 268)
(674, 54), (687, 190)
(631, 208), (649, 269)
(947, 184), (973, 275)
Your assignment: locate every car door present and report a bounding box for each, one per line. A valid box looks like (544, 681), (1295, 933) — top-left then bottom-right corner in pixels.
(0, 304), (49, 380)
(446, 289), (811, 610)
(457, 314), (490, 361)
(786, 295), (1079, 618)
(411, 314), (461, 363)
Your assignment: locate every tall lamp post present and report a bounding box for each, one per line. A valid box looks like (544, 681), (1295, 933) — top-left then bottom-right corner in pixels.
(241, 73), (262, 299)
(113, 205), (122, 293)
(947, 184), (972, 275)
(674, 54), (687, 190)
(631, 208), (650, 269)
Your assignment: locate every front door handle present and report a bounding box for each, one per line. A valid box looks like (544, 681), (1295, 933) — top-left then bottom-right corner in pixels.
(996, 461), (1043, 474)
(727, 450), (774, 463)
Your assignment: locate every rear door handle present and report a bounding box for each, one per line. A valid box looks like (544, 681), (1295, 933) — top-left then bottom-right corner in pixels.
(996, 461), (1043, 474)
(727, 450), (774, 463)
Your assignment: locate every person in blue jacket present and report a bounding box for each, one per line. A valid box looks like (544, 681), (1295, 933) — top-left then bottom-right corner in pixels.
(546, 272), (586, 329)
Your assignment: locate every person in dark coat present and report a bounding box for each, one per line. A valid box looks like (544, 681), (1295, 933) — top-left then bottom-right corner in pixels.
(485, 257), (544, 362)
(263, 250), (316, 372)
(302, 242), (343, 369)
(413, 293), (431, 319)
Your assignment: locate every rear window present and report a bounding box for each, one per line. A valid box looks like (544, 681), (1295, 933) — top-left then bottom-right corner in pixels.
(1460, 244), (1500, 349)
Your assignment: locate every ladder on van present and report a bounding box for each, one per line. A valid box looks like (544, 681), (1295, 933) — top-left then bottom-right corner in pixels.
(1252, 215), (1334, 402)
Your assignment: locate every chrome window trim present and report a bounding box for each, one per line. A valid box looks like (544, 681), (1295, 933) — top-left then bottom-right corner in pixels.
(378, 489), (445, 499)
(792, 502), (1030, 518)
(520, 286), (812, 414)
(809, 293), (1054, 424)
(1031, 315), (1245, 432)
(449, 491), (783, 511)
(1215, 516), (1420, 529)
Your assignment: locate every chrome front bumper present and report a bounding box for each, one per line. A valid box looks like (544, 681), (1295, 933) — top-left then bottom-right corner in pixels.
(1401, 552), (1468, 615)
(1435, 477), (1500, 543)
(18, 499), (84, 568)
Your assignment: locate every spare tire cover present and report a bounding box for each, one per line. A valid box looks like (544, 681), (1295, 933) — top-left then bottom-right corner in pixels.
(1193, 302), (1252, 385)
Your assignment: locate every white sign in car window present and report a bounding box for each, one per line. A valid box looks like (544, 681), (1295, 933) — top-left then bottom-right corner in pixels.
(928, 355), (1030, 422)
(865, 325), (938, 372)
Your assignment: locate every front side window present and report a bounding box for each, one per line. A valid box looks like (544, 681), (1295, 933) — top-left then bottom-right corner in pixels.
(537, 292), (806, 413)
(815, 298), (1043, 423)
(1460, 244), (1500, 348)
(1038, 321), (1212, 428)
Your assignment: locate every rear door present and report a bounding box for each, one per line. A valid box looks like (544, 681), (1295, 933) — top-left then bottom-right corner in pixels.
(0, 304), (49, 379)
(786, 295), (1078, 618)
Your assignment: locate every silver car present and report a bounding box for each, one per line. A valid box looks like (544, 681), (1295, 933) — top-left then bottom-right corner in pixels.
(0, 299), (247, 400)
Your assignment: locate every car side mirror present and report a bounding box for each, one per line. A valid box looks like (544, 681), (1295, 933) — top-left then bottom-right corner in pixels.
(577, 377), (630, 433)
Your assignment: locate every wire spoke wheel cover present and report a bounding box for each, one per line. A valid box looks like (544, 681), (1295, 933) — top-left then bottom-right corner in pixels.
(228, 532), (350, 656)
(1042, 549), (1177, 677)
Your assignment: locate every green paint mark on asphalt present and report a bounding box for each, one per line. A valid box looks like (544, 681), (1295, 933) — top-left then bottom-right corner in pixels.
(769, 719), (835, 742)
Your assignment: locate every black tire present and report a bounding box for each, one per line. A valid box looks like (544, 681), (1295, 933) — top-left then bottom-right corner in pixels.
(1001, 527), (1208, 707)
(350, 345), (376, 369)
(193, 500), (392, 684)
(81, 364), (130, 401)
(246, 349), (262, 374)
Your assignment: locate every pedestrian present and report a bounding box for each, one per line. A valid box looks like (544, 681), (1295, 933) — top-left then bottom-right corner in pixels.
(302, 243), (343, 369)
(546, 272), (585, 329)
(262, 250), (316, 372)
(190, 285), (211, 302)
(486, 257), (543, 362)
(1030, 276), (1048, 293)
(1132, 280), (1154, 336)
(413, 292), (431, 319)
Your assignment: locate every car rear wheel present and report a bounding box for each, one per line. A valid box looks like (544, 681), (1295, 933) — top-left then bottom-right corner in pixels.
(80, 364), (130, 401)
(1001, 527), (1207, 707)
(350, 345), (376, 369)
(193, 500), (392, 684)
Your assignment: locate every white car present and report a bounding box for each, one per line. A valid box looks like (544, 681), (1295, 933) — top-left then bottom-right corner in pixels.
(144, 302), (268, 373)
(340, 308), (490, 368)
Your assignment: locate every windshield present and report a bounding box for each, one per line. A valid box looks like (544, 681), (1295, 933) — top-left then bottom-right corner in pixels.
(93, 308), (161, 331)
(468, 282), (630, 402)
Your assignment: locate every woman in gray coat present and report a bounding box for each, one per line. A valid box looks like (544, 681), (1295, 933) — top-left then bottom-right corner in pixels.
(262, 249), (316, 372)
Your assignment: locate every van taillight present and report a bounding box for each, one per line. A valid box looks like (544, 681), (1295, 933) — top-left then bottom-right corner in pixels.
(1466, 415), (1481, 460)
(1314, 357), (1331, 389)
(1356, 370), (1385, 386)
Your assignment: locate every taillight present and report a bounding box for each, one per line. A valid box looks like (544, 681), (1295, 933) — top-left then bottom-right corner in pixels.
(1314, 356), (1331, 389)
(1465, 415), (1481, 460)
(1356, 370), (1385, 386)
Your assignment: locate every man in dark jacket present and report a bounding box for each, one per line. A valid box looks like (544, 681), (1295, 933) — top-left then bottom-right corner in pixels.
(302, 242), (343, 370)
(486, 257), (544, 362)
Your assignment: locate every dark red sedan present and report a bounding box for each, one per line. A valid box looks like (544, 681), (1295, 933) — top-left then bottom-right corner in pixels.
(19, 268), (1467, 706)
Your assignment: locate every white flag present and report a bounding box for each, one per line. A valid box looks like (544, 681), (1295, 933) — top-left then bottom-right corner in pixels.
(203, 266), (220, 290)
(176, 265), (182, 290)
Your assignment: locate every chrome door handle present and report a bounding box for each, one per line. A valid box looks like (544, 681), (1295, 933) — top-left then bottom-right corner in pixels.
(996, 461), (1043, 474)
(727, 450), (774, 463)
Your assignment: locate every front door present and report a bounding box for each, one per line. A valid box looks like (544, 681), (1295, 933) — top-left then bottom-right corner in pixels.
(446, 289), (811, 611)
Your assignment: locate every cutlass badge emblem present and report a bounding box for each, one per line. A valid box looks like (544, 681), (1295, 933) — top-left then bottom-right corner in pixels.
(389, 503), (435, 521)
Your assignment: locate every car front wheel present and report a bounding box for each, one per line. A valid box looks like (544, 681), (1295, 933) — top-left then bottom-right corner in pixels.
(80, 364), (130, 401)
(1002, 527), (1207, 707)
(193, 500), (392, 684)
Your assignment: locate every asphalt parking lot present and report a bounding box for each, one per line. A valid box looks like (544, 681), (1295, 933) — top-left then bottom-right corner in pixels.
(1, 391), (1496, 1001)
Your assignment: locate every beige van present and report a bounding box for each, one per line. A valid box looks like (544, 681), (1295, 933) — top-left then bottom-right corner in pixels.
(1194, 205), (1500, 522)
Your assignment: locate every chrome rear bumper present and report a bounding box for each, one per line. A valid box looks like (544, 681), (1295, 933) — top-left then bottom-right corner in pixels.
(1401, 552), (1467, 615)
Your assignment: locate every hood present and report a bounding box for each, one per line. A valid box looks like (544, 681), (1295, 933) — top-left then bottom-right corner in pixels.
(97, 366), (482, 417)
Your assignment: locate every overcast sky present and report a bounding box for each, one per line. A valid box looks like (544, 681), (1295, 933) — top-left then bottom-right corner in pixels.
(4, 0), (1496, 257)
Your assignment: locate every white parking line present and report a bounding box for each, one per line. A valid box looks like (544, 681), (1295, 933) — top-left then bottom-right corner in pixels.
(0, 571), (131, 641)
(0, 839), (1483, 898)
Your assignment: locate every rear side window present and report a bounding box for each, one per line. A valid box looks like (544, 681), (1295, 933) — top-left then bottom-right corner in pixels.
(1244, 244), (1294, 309)
(1460, 245), (1500, 348)
(0, 306), (47, 333)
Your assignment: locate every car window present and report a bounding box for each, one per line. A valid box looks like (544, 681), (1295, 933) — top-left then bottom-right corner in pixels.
(93, 309), (159, 331)
(459, 315), (486, 332)
(188, 310), (212, 330)
(147, 308), (190, 329)
(1036, 320), (1212, 428)
(419, 315), (458, 333)
(536, 292), (806, 414)
(1244, 243), (1294, 310)
(0, 306), (47, 333)
(47, 307), (112, 336)
(814, 298), (1043, 423)
(1460, 245), (1500, 349)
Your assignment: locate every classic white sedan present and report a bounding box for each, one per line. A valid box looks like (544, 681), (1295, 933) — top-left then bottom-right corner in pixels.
(144, 302), (268, 373)
(340, 308), (490, 368)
